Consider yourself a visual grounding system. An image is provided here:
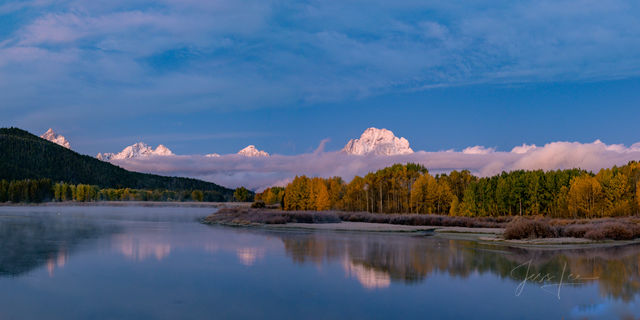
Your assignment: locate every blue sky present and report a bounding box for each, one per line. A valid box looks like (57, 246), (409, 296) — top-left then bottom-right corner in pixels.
(1, 0), (640, 156)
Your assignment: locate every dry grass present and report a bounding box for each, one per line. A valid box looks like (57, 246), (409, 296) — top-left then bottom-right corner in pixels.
(205, 207), (509, 228)
(203, 207), (340, 225)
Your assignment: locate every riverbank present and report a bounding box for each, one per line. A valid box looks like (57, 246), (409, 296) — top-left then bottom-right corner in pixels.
(203, 207), (640, 248)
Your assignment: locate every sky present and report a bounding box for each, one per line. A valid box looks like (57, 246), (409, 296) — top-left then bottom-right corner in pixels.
(2, 0), (640, 189)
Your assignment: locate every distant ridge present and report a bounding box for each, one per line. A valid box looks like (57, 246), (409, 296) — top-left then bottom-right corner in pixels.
(0, 127), (234, 198)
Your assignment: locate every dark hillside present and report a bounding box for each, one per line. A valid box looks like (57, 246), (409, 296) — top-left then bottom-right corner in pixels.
(0, 128), (234, 199)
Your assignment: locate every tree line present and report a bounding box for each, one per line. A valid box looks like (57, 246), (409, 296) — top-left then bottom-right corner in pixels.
(0, 179), (54, 203)
(0, 179), (245, 203)
(276, 162), (640, 218)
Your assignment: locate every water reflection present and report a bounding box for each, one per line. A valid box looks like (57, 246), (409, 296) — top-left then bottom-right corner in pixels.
(0, 214), (115, 276)
(113, 234), (172, 261)
(274, 231), (640, 300)
(342, 258), (391, 289)
(236, 248), (265, 266)
(46, 249), (68, 277)
(2, 205), (640, 318)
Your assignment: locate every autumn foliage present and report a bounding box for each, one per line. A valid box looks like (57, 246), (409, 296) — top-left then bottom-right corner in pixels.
(277, 161), (640, 218)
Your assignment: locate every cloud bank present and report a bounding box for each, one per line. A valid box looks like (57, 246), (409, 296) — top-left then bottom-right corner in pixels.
(111, 140), (640, 191)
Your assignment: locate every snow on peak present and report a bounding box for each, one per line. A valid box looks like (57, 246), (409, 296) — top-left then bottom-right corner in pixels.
(97, 142), (174, 161)
(342, 127), (413, 156)
(237, 145), (269, 157)
(40, 128), (71, 149)
(205, 153), (221, 158)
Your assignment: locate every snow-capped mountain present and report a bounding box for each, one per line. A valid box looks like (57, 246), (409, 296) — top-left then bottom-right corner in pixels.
(97, 142), (174, 161)
(205, 153), (221, 158)
(41, 128), (71, 149)
(237, 145), (269, 157)
(342, 127), (413, 156)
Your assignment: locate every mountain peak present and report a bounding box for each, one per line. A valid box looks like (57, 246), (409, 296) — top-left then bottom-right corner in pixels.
(342, 127), (413, 156)
(237, 145), (269, 157)
(97, 142), (174, 161)
(154, 144), (173, 156)
(40, 128), (71, 149)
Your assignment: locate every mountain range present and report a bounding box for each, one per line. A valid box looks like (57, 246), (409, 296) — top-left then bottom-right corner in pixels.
(97, 142), (174, 161)
(93, 127), (408, 160)
(0, 127), (234, 198)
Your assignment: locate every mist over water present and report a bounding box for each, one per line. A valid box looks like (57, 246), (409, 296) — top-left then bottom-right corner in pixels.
(0, 205), (639, 319)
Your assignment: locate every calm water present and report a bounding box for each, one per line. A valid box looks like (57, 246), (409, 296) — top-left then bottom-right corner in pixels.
(0, 206), (639, 319)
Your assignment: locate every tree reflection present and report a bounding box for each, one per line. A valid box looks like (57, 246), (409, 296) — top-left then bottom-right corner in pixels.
(0, 215), (116, 276)
(277, 231), (640, 300)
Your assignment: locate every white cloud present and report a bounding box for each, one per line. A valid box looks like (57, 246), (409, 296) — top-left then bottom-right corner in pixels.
(462, 145), (495, 155)
(510, 143), (537, 154)
(107, 140), (640, 191)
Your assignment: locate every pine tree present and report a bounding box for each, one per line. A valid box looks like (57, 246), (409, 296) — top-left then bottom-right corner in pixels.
(0, 180), (8, 202)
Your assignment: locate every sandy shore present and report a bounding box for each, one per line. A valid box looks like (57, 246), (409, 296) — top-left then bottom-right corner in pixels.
(267, 222), (503, 234)
(268, 222), (437, 233)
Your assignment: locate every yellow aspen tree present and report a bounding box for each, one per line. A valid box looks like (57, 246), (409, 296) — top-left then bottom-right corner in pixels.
(568, 175), (603, 218)
(636, 181), (640, 213)
(410, 174), (427, 213)
(313, 179), (330, 211)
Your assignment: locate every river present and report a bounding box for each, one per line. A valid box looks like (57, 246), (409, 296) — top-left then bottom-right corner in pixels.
(0, 205), (638, 319)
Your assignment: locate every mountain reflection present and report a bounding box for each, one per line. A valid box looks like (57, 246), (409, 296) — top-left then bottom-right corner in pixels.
(342, 258), (391, 289)
(113, 234), (172, 261)
(46, 249), (68, 277)
(276, 231), (640, 300)
(0, 215), (116, 276)
(236, 248), (265, 266)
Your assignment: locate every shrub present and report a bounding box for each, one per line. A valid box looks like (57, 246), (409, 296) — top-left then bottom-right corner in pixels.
(336, 212), (508, 228)
(503, 217), (557, 240)
(251, 201), (266, 208)
(560, 224), (591, 238)
(584, 223), (635, 241)
(283, 211), (341, 223)
(205, 207), (341, 225)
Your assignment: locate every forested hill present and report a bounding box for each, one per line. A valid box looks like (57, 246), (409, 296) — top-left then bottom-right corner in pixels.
(0, 127), (234, 197)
